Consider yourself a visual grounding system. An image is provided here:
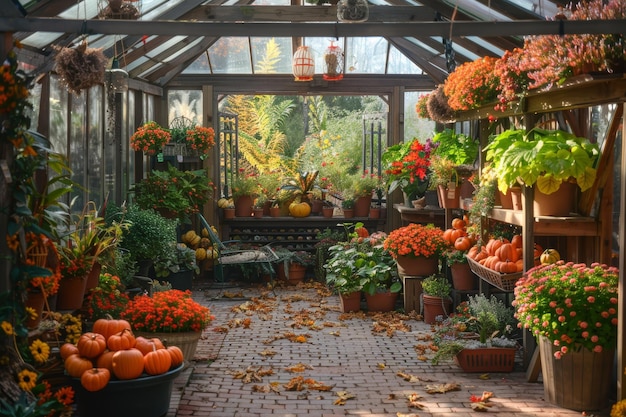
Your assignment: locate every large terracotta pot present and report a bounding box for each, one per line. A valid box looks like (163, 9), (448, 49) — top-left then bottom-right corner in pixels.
(339, 291), (362, 312)
(353, 195), (372, 217)
(533, 181), (576, 216)
(234, 195), (253, 217)
(364, 291), (398, 312)
(287, 262), (306, 284)
(56, 276), (87, 310)
(396, 255), (438, 277)
(539, 336), (614, 411)
(450, 262), (477, 290)
(437, 184), (460, 209)
(422, 294), (451, 324)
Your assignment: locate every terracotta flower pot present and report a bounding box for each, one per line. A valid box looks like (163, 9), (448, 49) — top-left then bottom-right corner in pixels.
(422, 294), (451, 324)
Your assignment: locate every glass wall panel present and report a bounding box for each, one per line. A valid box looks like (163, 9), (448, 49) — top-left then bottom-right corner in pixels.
(345, 37), (387, 74)
(250, 37), (292, 74)
(87, 85), (103, 206)
(167, 90), (203, 125)
(404, 91), (434, 141)
(69, 90), (87, 211)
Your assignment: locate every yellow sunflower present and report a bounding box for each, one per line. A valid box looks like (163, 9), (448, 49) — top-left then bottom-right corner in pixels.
(17, 369), (38, 391)
(29, 339), (50, 364)
(1, 321), (14, 335)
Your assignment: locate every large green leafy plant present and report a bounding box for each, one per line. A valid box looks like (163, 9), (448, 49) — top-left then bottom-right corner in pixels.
(485, 128), (600, 195)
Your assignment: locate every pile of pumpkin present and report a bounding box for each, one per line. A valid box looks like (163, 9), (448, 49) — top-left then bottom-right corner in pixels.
(465, 234), (561, 274)
(442, 217), (477, 251)
(61, 318), (184, 392)
(181, 227), (219, 263)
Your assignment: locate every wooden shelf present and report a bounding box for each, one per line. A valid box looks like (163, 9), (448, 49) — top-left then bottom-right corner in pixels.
(489, 208), (599, 237)
(393, 204), (446, 229)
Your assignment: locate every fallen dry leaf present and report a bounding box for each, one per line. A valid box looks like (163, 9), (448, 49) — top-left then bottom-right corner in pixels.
(259, 349), (276, 356)
(425, 383), (461, 394)
(397, 413), (420, 417)
(285, 363), (314, 373)
(407, 393), (424, 409)
(329, 330), (341, 337)
(396, 371), (430, 383)
(470, 402), (492, 411)
(377, 363), (386, 369)
(230, 366), (274, 384)
(478, 374), (490, 380)
(334, 391), (355, 405)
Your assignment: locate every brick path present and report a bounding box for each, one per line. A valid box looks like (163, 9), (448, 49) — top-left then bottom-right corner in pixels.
(167, 281), (613, 417)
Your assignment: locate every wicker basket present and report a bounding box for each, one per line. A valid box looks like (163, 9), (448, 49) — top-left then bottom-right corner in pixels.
(466, 256), (522, 292)
(162, 143), (195, 156)
(454, 347), (516, 372)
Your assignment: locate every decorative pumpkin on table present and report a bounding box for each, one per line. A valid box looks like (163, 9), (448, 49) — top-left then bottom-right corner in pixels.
(540, 248), (561, 265)
(289, 200), (311, 217)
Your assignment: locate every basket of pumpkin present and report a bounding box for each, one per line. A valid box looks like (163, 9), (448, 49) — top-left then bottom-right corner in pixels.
(61, 318), (185, 417)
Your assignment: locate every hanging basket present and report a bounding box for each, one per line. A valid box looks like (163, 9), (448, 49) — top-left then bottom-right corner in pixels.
(54, 40), (107, 95)
(26, 240), (49, 268)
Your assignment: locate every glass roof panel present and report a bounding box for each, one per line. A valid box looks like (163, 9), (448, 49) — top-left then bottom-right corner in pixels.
(345, 37), (388, 74)
(208, 37), (252, 74)
(388, 45), (422, 74)
(250, 37), (293, 73)
(182, 52), (211, 74)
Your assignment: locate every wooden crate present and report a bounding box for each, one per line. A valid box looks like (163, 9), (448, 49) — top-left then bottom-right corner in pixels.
(402, 275), (424, 314)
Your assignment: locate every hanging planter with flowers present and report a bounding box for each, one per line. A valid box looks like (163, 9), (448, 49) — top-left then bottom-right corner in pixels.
(130, 121), (171, 155)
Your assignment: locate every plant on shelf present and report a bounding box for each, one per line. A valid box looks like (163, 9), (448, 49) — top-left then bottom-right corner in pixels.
(383, 223), (448, 260)
(485, 127), (600, 196)
(130, 121), (171, 155)
(279, 170), (320, 204)
(132, 163), (214, 223)
(382, 137), (436, 200)
(351, 171), (379, 198)
(230, 169), (260, 199)
(82, 273), (130, 321)
(430, 128), (478, 167)
(153, 242), (200, 278)
(443, 56), (500, 111)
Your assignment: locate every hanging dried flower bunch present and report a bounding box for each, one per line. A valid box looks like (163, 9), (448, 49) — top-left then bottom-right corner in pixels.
(427, 85), (456, 123)
(54, 40), (107, 95)
(98, 0), (140, 20)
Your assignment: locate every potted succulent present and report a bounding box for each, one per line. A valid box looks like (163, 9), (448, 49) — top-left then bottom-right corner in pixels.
(431, 294), (518, 372)
(484, 128), (600, 216)
(420, 274), (452, 324)
(512, 261), (618, 411)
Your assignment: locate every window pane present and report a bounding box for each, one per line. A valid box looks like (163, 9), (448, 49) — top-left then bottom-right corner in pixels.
(208, 37), (251, 74)
(88, 85), (103, 206)
(251, 37), (293, 74)
(70, 91), (87, 211)
(168, 90), (203, 125)
(345, 37), (387, 74)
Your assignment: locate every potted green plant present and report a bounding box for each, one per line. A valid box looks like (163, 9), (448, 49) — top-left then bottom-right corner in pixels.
(340, 190), (355, 218)
(442, 248), (476, 291)
(431, 294), (518, 372)
(325, 241), (364, 312)
(350, 172), (379, 217)
(231, 171), (260, 217)
(112, 204), (178, 276)
(420, 274), (452, 324)
(484, 128), (600, 216)
(153, 243), (200, 291)
(132, 164), (213, 223)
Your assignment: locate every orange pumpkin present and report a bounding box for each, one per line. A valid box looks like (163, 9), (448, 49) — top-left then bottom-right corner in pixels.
(289, 201), (311, 218)
(80, 368), (110, 392)
(112, 348), (144, 380)
(96, 350), (116, 373)
(454, 236), (472, 251)
(510, 234), (522, 249)
(93, 318), (132, 342)
(135, 336), (165, 356)
(496, 260), (518, 273)
(533, 243), (544, 266)
(60, 343), (79, 361)
(77, 332), (107, 359)
(144, 347), (172, 375)
(451, 217), (466, 230)
(107, 328), (136, 351)
(442, 228), (455, 245)
(64, 354), (94, 378)
(467, 246), (479, 260)
(450, 228), (467, 242)
(495, 243), (519, 262)
(167, 346), (184, 368)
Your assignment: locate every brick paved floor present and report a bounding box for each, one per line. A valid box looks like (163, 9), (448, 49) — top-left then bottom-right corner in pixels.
(167, 281), (614, 417)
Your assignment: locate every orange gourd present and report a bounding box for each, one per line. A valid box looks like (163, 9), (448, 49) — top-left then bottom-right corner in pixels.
(60, 343), (79, 361)
(134, 336), (165, 355)
(112, 348), (144, 380)
(540, 249), (561, 265)
(451, 217), (466, 230)
(107, 328), (136, 351)
(510, 234), (522, 249)
(93, 318), (132, 342)
(496, 260), (518, 273)
(495, 243), (518, 262)
(454, 236), (472, 251)
(442, 229), (454, 245)
(450, 228), (467, 241)
(64, 354), (94, 378)
(144, 346), (172, 375)
(96, 350), (115, 373)
(77, 332), (107, 359)
(80, 368), (110, 392)
(533, 243), (544, 266)
(515, 259), (524, 272)
(167, 346), (184, 368)
(467, 246), (479, 260)
(289, 201), (311, 218)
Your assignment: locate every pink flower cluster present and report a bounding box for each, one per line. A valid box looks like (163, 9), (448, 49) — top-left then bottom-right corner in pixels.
(513, 261), (618, 358)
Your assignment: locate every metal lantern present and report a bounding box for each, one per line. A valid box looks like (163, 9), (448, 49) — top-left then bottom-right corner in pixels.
(323, 41), (344, 81)
(292, 46), (315, 82)
(106, 58), (128, 92)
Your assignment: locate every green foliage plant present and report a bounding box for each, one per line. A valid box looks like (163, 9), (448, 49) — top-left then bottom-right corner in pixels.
(421, 274), (452, 298)
(154, 242), (200, 278)
(485, 128), (600, 195)
(431, 128), (478, 166)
